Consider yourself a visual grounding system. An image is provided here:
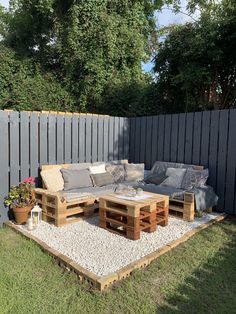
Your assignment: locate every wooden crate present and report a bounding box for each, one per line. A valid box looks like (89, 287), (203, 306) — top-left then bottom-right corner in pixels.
(34, 188), (98, 227)
(169, 192), (195, 222)
(99, 193), (169, 240)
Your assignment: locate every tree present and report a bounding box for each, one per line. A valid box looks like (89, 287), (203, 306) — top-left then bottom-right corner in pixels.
(153, 0), (236, 113)
(0, 0), (176, 114)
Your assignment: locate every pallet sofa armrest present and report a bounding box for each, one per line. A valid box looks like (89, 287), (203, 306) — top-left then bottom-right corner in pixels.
(34, 188), (64, 206)
(183, 192), (195, 222)
(184, 192), (195, 204)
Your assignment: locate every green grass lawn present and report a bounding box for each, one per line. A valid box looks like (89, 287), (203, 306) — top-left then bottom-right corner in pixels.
(0, 218), (236, 314)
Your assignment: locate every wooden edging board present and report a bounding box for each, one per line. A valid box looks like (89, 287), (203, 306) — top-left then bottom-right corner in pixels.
(4, 214), (227, 291)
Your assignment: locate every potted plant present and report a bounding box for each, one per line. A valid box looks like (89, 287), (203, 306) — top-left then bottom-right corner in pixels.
(4, 177), (36, 224)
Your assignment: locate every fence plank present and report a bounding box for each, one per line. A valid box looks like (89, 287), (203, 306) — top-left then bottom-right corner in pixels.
(145, 116), (153, 169)
(184, 113), (194, 164)
(208, 110), (220, 189)
(72, 115), (79, 163)
(164, 115), (171, 161)
(79, 115), (85, 163)
(98, 116), (104, 161)
(30, 113), (39, 178)
(104, 116), (109, 162)
(64, 116), (72, 163)
(48, 114), (56, 165)
(85, 115), (92, 162)
(134, 117), (141, 163)
(9, 112), (20, 186)
(124, 118), (129, 160)
(177, 113), (186, 163)
(39, 114), (48, 166)
(0, 111), (9, 224)
(157, 115), (165, 161)
(129, 117), (135, 162)
(170, 114), (179, 162)
(56, 115), (64, 164)
(118, 118), (124, 160)
(20, 112), (30, 180)
(91, 116), (98, 162)
(113, 117), (119, 161)
(108, 117), (114, 161)
(216, 110), (229, 211)
(139, 117), (146, 163)
(200, 111), (211, 167)
(151, 116), (159, 167)
(192, 112), (202, 165)
(224, 110), (236, 214)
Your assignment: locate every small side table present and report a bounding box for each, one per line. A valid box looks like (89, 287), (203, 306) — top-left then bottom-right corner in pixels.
(99, 192), (169, 240)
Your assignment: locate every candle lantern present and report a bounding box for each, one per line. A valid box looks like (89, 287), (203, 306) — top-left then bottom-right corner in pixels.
(31, 204), (42, 225)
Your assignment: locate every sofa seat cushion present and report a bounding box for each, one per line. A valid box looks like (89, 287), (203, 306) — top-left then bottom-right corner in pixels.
(59, 181), (140, 201)
(139, 184), (185, 200)
(60, 184), (117, 199)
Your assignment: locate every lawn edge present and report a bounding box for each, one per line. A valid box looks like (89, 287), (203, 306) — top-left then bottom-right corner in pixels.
(4, 213), (227, 291)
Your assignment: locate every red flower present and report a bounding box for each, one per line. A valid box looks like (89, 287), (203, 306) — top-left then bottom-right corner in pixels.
(20, 177), (35, 185)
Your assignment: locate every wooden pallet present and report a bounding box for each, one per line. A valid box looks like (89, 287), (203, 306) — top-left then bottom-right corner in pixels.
(99, 192), (169, 240)
(34, 188), (98, 226)
(169, 192), (195, 222)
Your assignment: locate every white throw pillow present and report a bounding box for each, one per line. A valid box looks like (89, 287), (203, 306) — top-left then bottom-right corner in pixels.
(41, 168), (64, 192)
(89, 163), (106, 174)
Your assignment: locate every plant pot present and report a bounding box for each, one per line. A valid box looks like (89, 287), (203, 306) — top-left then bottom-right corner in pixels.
(13, 206), (32, 224)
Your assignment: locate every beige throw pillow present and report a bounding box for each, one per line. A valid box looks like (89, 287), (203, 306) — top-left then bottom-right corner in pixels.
(41, 168), (64, 192)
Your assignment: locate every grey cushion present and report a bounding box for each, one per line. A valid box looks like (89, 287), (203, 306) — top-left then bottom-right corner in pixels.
(106, 164), (125, 183)
(91, 172), (115, 187)
(145, 174), (167, 185)
(61, 168), (93, 191)
(182, 168), (209, 190)
(125, 163), (144, 181)
(151, 161), (197, 177)
(140, 184), (185, 200)
(160, 168), (186, 189)
(59, 181), (139, 199)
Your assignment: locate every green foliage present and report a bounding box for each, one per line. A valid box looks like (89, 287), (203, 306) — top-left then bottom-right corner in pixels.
(1, 0), (168, 115)
(0, 44), (75, 111)
(153, 0), (236, 112)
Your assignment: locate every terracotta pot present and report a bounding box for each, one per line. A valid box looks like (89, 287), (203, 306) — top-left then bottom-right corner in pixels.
(13, 206), (32, 224)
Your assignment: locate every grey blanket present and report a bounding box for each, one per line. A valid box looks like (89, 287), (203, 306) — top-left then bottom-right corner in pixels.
(191, 185), (218, 211)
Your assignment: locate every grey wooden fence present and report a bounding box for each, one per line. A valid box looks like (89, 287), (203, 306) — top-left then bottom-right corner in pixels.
(0, 111), (129, 225)
(129, 109), (236, 215)
(1, 108), (236, 224)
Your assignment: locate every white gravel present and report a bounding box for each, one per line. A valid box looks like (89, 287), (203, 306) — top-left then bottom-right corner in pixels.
(19, 213), (221, 276)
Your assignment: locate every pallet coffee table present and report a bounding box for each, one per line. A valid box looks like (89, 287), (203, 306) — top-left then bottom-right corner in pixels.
(99, 192), (169, 240)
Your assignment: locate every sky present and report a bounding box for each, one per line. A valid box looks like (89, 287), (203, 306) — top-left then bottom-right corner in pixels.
(0, 0), (196, 72)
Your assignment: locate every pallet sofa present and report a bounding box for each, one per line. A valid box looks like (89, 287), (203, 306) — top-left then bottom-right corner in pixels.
(34, 160), (218, 226)
(139, 161), (218, 221)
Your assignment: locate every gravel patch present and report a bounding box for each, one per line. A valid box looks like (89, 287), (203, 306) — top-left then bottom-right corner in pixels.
(19, 213), (222, 276)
